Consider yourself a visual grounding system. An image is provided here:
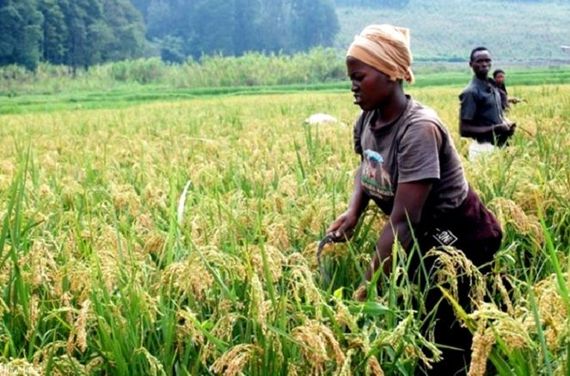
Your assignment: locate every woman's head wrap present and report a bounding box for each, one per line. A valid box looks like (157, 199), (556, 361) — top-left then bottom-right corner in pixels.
(347, 24), (414, 84)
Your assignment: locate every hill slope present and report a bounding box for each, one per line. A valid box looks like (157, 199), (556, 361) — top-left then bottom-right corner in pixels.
(336, 0), (570, 65)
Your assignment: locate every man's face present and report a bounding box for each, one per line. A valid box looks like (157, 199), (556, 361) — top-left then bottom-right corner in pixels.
(495, 73), (505, 85)
(470, 50), (492, 79)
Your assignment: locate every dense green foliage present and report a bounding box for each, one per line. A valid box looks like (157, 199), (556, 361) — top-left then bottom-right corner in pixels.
(0, 0), (43, 70)
(134, 0), (339, 62)
(0, 0), (146, 71)
(0, 0), (339, 68)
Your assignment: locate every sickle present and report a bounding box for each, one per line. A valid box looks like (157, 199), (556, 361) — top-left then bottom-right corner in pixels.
(317, 234), (335, 286)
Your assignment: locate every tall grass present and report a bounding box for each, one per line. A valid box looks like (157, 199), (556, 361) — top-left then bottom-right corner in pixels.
(1, 47), (569, 100)
(0, 84), (568, 374)
(0, 48), (346, 97)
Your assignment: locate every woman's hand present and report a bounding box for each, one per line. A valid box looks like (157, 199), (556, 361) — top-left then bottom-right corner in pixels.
(326, 211), (359, 242)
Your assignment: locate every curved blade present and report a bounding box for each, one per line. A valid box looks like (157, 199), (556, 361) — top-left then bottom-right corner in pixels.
(317, 234), (335, 286)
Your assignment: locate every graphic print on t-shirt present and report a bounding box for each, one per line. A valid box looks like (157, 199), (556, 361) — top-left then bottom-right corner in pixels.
(361, 149), (394, 200)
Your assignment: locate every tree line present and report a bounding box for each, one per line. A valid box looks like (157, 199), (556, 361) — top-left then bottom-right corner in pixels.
(132, 0), (339, 63)
(0, 0), (339, 70)
(0, 0), (146, 71)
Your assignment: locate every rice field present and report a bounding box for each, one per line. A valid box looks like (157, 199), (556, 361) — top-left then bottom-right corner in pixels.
(0, 83), (568, 375)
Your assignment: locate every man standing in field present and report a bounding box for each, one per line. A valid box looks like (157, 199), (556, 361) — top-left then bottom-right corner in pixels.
(459, 47), (516, 159)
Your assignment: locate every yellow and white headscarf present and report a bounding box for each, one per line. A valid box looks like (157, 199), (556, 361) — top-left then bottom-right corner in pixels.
(347, 24), (414, 84)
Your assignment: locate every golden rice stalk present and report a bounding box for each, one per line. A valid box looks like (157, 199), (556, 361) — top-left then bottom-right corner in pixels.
(135, 347), (167, 376)
(142, 183), (168, 210)
(264, 221), (290, 249)
(337, 349), (355, 376)
(85, 357), (105, 374)
(320, 325), (347, 367)
(530, 273), (568, 350)
(0, 159), (15, 175)
(333, 297), (359, 333)
(495, 274), (515, 316)
(297, 199), (333, 234)
(162, 259), (214, 301)
(553, 354), (570, 376)
(300, 241), (320, 270)
(60, 176), (83, 207)
(366, 356), (385, 376)
(141, 232), (166, 256)
(372, 315), (440, 369)
(201, 246), (247, 281)
(489, 198), (544, 245)
(110, 183), (141, 215)
(0, 358), (42, 376)
(427, 247), (485, 308)
(62, 261), (92, 301)
(470, 303), (533, 351)
(287, 254), (324, 318)
(0, 244), (11, 288)
(47, 354), (88, 376)
(26, 294), (40, 341)
(32, 341), (67, 367)
(92, 224), (136, 290)
(292, 320), (345, 375)
(249, 273), (270, 334)
(468, 323), (495, 376)
(38, 182), (52, 199)
(176, 308), (205, 347)
(135, 213), (154, 233)
(0, 296), (8, 318)
(202, 314), (269, 365)
(134, 214), (166, 255)
(287, 364), (300, 376)
(215, 299), (244, 316)
(512, 181), (549, 213)
(249, 244), (285, 282)
(292, 323), (328, 375)
(269, 333), (285, 371)
(210, 344), (262, 376)
(18, 240), (57, 291)
(75, 300), (91, 353)
(66, 299), (92, 355)
(61, 292), (74, 325)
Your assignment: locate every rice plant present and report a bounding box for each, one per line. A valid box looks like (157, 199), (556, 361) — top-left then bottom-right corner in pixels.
(0, 84), (568, 375)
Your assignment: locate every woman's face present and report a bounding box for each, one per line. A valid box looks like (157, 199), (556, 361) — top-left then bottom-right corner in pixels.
(346, 56), (395, 111)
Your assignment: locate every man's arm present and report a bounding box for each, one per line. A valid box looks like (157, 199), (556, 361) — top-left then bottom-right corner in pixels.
(459, 119), (510, 138)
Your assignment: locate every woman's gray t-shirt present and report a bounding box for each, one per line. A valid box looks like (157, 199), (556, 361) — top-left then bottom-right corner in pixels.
(353, 97), (468, 215)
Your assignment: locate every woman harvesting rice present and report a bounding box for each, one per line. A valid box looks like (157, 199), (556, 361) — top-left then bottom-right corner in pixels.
(325, 24), (502, 375)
